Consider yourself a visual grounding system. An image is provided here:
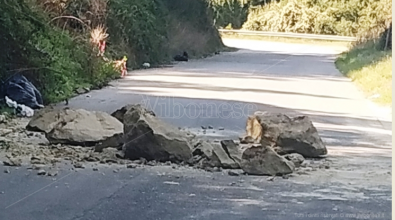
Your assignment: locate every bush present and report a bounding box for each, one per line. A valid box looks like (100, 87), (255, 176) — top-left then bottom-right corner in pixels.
(209, 0), (250, 29)
(336, 31), (392, 105)
(242, 0), (392, 37)
(1, 0), (224, 104)
(106, 0), (170, 67)
(1, 0), (93, 103)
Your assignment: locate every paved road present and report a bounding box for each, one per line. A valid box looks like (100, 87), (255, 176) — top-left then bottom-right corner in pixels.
(0, 39), (392, 220)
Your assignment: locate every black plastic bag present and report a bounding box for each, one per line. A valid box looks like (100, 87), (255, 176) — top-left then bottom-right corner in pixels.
(0, 73), (44, 109)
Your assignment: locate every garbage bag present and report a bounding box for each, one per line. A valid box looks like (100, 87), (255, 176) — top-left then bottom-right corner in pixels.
(1, 74), (44, 109)
(5, 96), (35, 117)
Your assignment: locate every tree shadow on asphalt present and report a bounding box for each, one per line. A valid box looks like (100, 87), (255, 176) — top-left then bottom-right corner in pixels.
(99, 88), (392, 152)
(69, 47), (391, 153)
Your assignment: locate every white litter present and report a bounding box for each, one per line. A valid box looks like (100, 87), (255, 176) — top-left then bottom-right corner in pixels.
(163, 181), (180, 185)
(5, 96), (35, 117)
(142, 63), (150, 68)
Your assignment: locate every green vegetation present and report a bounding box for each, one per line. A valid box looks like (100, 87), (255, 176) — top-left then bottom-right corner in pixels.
(210, 0), (391, 38)
(1, 0), (224, 104)
(210, 0), (392, 106)
(209, 0), (250, 29)
(336, 37), (392, 106)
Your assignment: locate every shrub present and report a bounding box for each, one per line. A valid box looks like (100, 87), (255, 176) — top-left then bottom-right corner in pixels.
(242, 0), (392, 37)
(209, 0), (250, 29)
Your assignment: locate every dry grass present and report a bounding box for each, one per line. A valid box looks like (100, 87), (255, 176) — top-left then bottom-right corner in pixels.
(90, 25), (108, 45)
(336, 41), (392, 106)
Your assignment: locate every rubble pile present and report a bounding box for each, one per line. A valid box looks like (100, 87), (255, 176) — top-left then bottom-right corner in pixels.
(0, 104), (330, 178)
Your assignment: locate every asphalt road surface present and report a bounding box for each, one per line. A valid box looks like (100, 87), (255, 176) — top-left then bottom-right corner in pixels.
(0, 39), (392, 220)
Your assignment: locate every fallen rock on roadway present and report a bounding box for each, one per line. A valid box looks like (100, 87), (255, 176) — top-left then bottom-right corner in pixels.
(249, 111), (327, 158)
(191, 140), (240, 169)
(120, 104), (194, 163)
(26, 107), (124, 147)
(0, 103), (332, 179)
(284, 153), (305, 167)
(240, 144), (295, 176)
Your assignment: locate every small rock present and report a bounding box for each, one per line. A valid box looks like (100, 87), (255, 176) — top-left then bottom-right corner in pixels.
(147, 161), (156, 166)
(213, 167), (222, 172)
(93, 168), (99, 171)
(282, 174), (290, 179)
(47, 171), (58, 176)
(284, 153), (305, 167)
(37, 169), (46, 175)
(325, 165), (330, 169)
(267, 176), (275, 181)
(296, 170), (309, 175)
(228, 170), (240, 176)
(208, 125), (214, 129)
(113, 169), (119, 173)
(201, 126), (207, 130)
(136, 158), (147, 165)
(3, 157), (22, 167)
(0, 114), (6, 123)
(239, 136), (256, 144)
(127, 164), (138, 169)
(76, 88), (86, 94)
(165, 161), (171, 166)
(204, 167), (214, 172)
(31, 164), (46, 170)
(73, 163), (85, 169)
(4, 169), (10, 174)
(303, 167), (313, 172)
(218, 127), (225, 130)
(229, 182), (236, 186)
(0, 191), (4, 194)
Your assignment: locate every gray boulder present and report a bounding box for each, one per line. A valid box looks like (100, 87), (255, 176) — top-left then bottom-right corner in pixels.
(26, 107), (124, 147)
(193, 140), (240, 169)
(253, 111), (327, 157)
(240, 144), (295, 176)
(120, 104), (193, 163)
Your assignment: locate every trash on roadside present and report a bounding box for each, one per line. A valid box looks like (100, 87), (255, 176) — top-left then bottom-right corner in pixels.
(0, 73), (44, 117)
(5, 96), (34, 117)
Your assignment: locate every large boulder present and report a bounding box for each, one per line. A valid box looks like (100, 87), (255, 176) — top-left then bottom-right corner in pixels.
(120, 104), (194, 163)
(251, 111), (327, 158)
(26, 107), (124, 147)
(240, 144), (295, 176)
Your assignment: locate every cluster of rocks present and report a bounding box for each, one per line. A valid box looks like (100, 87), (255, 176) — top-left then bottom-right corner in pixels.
(0, 104), (329, 178)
